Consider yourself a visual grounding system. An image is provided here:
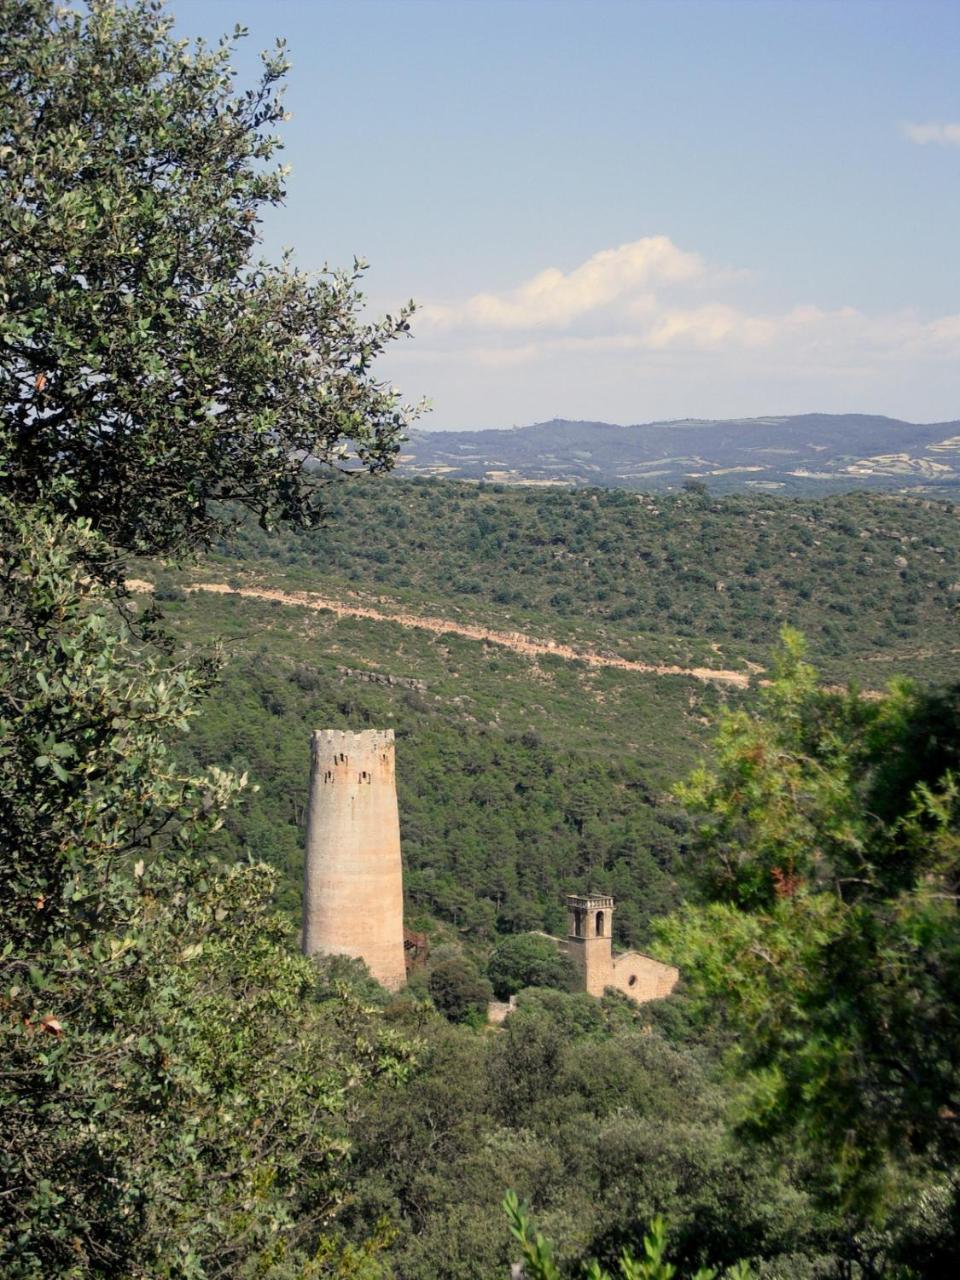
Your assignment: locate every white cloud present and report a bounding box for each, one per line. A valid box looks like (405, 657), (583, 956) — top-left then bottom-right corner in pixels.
(645, 304), (777, 350)
(406, 305), (960, 371)
(901, 121), (960, 146)
(413, 235), (960, 360)
(385, 237), (960, 428)
(422, 236), (705, 330)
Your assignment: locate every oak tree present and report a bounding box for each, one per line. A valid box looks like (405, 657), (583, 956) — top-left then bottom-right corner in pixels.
(0, 0), (417, 561)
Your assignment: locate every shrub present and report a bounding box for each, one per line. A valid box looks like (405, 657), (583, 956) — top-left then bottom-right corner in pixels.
(488, 933), (577, 999)
(428, 957), (493, 1024)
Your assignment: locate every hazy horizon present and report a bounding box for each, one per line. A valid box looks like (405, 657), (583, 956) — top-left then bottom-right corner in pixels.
(409, 409), (960, 434)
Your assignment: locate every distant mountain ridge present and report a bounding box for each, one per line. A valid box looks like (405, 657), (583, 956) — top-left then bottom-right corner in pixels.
(397, 413), (960, 492)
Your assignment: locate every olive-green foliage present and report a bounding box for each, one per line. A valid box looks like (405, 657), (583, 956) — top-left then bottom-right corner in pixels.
(504, 1195), (753, 1280)
(342, 991), (836, 1279)
(487, 933), (577, 999)
(166, 623), (694, 946)
(657, 630), (960, 1226)
(218, 479), (960, 683)
(0, 3), (424, 1269)
(0, 0), (415, 560)
(427, 956), (492, 1024)
(0, 501), (415, 1277)
(152, 474), (960, 951)
(147, 472), (960, 954)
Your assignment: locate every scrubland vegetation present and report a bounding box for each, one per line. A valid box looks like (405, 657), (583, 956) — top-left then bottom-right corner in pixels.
(213, 477), (960, 682)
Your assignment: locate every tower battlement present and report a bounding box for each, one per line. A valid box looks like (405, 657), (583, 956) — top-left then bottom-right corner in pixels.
(564, 893), (614, 912)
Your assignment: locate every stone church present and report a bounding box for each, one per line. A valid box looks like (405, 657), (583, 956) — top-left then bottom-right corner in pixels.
(559, 892), (678, 1003)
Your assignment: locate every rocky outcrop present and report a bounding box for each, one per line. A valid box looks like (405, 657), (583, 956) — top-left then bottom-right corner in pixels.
(337, 666), (427, 691)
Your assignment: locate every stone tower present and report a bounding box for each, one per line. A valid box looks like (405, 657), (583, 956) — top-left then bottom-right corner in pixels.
(302, 728), (406, 991)
(563, 893), (614, 997)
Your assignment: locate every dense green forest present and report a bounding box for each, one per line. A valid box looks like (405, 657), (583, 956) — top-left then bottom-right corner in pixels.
(208, 478), (960, 681)
(335, 987), (848, 1279)
(142, 478), (960, 947)
(165, 585), (718, 944)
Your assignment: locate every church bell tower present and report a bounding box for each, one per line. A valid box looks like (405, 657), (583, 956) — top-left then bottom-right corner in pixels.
(563, 893), (614, 997)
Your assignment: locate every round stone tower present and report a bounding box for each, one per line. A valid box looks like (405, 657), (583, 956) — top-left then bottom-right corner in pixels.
(302, 728), (406, 991)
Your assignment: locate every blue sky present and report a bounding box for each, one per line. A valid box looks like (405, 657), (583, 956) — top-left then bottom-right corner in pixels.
(180, 0), (960, 428)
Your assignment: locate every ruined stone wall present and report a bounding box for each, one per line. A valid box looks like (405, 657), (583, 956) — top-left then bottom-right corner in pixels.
(302, 728), (406, 991)
(336, 666), (426, 692)
(611, 952), (679, 1003)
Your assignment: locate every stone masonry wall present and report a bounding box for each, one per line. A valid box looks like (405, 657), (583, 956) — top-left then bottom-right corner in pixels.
(611, 952), (679, 1003)
(302, 728), (407, 991)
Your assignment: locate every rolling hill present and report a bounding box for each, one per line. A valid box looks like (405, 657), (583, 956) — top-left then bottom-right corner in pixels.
(143, 480), (960, 946)
(397, 413), (960, 492)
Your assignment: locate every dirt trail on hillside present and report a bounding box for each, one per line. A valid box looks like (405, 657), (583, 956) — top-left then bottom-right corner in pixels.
(128, 578), (753, 687)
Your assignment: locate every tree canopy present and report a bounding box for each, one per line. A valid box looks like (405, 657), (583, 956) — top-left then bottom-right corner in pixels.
(487, 932), (577, 999)
(0, 0), (417, 560)
(427, 955), (493, 1024)
(657, 630), (960, 1224)
(0, 4), (420, 1273)
(0, 497), (415, 1276)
